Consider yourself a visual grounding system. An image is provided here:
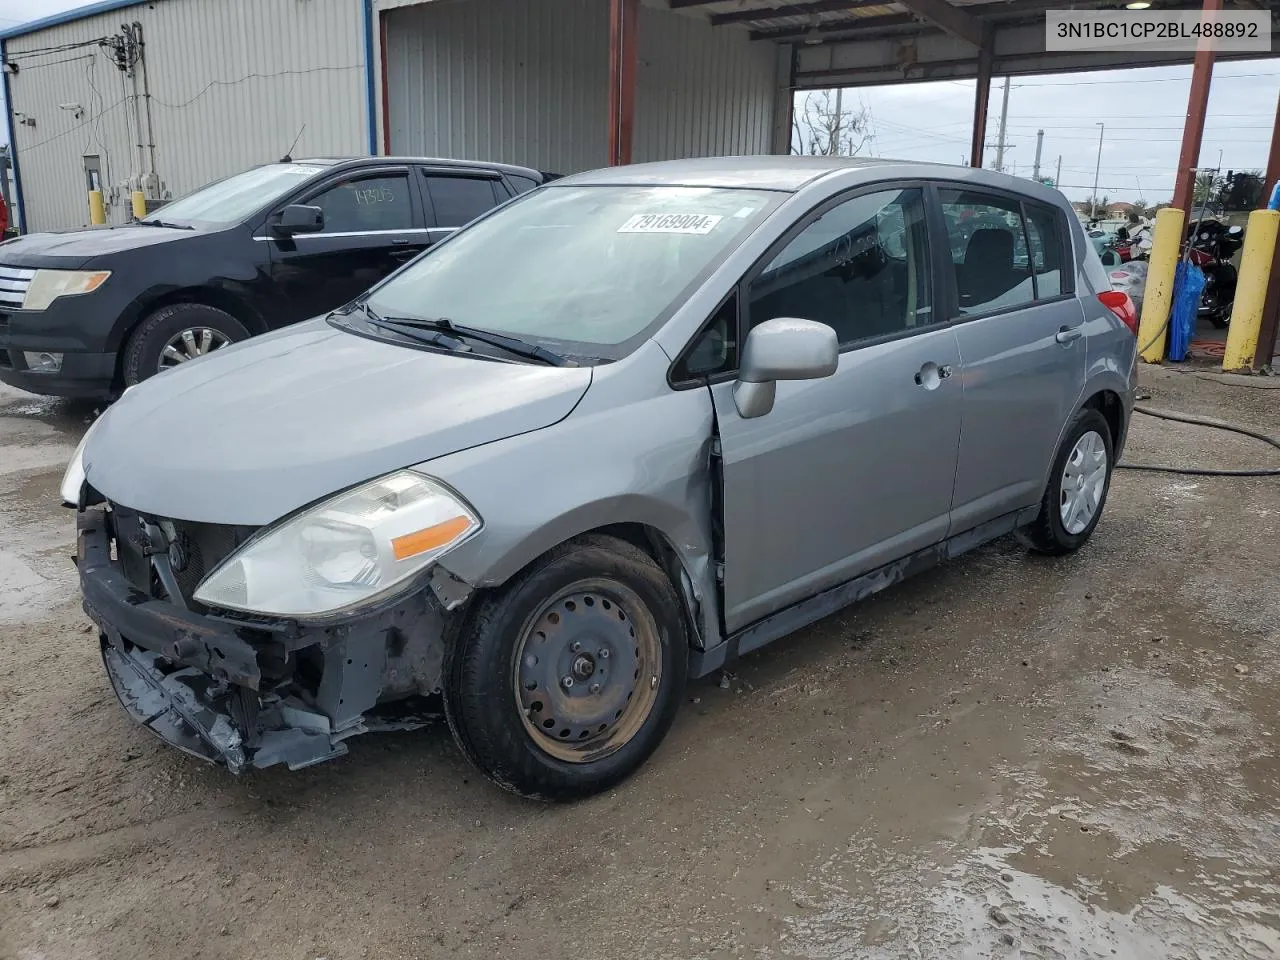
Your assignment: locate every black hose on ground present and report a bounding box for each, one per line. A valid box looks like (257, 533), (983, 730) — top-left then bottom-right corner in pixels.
(1117, 405), (1280, 477)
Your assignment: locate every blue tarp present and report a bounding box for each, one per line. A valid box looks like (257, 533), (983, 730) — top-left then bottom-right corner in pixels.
(1167, 261), (1206, 362)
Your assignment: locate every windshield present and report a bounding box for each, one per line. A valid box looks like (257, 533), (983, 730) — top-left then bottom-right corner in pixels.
(141, 163), (327, 227)
(362, 184), (780, 358)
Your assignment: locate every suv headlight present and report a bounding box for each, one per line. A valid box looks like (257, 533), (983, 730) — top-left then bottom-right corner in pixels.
(60, 415), (105, 506)
(24, 269), (111, 311)
(194, 471), (480, 618)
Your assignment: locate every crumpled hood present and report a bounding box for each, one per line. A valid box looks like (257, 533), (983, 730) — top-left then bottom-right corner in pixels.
(0, 224), (196, 269)
(84, 320), (593, 525)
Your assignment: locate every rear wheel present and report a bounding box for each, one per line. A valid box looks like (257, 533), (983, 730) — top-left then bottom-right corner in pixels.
(122, 303), (249, 386)
(1018, 408), (1114, 555)
(444, 534), (688, 800)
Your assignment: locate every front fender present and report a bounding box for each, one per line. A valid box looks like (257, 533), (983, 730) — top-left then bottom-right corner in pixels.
(422, 350), (723, 648)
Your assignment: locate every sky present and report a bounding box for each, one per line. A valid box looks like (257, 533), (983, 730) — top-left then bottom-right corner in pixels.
(4, 0), (1280, 207)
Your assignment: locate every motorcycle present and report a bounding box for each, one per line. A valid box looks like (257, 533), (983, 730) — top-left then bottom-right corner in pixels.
(1186, 217), (1245, 329)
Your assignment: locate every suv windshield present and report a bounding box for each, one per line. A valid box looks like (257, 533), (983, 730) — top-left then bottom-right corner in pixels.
(140, 163), (327, 227)
(362, 184), (779, 358)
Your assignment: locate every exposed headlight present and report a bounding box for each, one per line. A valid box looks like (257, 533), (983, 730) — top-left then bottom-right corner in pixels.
(60, 412), (107, 507)
(194, 471), (480, 618)
(24, 269), (111, 311)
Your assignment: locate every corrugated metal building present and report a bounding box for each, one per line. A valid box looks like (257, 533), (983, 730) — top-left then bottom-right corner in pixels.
(3, 0), (788, 233)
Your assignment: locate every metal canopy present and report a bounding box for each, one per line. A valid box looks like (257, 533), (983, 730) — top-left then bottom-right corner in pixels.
(668, 0), (1278, 87)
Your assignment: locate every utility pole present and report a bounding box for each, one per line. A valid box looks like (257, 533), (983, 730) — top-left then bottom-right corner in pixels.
(1055, 155), (1062, 188)
(832, 87), (844, 155)
(1033, 129), (1044, 180)
(993, 76), (1011, 173)
(1091, 122), (1105, 218)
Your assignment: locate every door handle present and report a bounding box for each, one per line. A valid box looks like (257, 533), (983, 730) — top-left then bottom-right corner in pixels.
(389, 248), (418, 262)
(1055, 326), (1083, 344)
(914, 362), (952, 389)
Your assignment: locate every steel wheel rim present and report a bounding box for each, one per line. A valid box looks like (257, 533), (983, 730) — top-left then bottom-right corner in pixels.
(159, 327), (232, 370)
(1060, 429), (1108, 535)
(513, 578), (663, 764)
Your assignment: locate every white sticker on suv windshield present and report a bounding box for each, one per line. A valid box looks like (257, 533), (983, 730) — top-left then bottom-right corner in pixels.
(618, 213), (724, 235)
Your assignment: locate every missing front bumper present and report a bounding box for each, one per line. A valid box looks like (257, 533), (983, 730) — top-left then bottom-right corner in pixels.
(80, 506), (454, 773)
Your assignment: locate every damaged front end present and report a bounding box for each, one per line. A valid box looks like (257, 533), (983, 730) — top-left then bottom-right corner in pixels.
(78, 506), (463, 772)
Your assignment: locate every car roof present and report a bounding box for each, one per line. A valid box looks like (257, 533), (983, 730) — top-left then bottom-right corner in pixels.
(294, 156), (545, 180)
(554, 156), (1071, 203)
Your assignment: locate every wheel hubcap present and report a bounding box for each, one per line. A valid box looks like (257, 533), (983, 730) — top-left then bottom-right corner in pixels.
(1060, 430), (1108, 535)
(514, 579), (662, 764)
(159, 327), (232, 370)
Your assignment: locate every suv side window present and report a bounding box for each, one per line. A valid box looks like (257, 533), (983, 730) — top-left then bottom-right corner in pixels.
(748, 188), (934, 345)
(1023, 201), (1069, 299)
(508, 174), (540, 195)
(308, 173), (412, 233)
(939, 189), (1035, 315)
(424, 175), (502, 228)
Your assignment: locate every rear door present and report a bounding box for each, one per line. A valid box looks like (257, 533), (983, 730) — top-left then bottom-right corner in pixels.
(264, 165), (429, 326)
(420, 169), (511, 243)
(939, 187), (1087, 533)
(708, 185), (964, 632)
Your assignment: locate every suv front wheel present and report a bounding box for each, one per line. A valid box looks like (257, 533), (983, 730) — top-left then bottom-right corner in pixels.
(122, 303), (250, 386)
(444, 534), (688, 801)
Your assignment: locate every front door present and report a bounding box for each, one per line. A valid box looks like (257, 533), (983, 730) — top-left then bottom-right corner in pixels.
(266, 167), (430, 327)
(711, 186), (964, 633)
(937, 188), (1088, 532)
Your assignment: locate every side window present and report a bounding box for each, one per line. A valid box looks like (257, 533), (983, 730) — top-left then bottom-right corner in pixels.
(308, 174), (412, 234)
(508, 174), (539, 195)
(1023, 202), (1069, 298)
(748, 188), (933, 346)
(939, 189), (1034, 315)
(425, 175), (501, 228)
(671, 295), (738, 384)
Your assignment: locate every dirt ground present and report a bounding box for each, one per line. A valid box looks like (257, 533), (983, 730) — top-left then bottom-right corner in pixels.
(2, 366), (1279, 960)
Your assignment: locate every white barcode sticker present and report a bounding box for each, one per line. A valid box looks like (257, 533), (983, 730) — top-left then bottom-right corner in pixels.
(618, 213), (724, 235)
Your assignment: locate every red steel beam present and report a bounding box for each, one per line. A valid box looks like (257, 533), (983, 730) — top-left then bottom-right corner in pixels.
(1170, 0), (1222, 212)
(607, 0), (639, 166)
(1253, 90), (1280, 369)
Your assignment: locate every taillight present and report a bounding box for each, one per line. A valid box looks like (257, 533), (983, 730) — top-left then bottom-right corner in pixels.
(1098, 290), (1138, 335)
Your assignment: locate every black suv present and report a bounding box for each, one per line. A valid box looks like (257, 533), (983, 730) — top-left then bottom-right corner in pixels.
(0, 156), (548, 398)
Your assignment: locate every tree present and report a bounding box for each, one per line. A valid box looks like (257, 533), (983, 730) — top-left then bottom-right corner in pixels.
(1193, 172), (1220, 205)
(1130, 200), (1150, 219)
(792, 90), (871, 157)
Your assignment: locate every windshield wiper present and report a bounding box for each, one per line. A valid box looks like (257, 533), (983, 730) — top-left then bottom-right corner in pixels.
(351, 303), (467, 353)
(363, 313), (575, 367)
(136, 219), (194, 230)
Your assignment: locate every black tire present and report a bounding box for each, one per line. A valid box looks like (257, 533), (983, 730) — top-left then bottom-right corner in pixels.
(1018, 408), (1114, 556)
(1210, 313), (1230, 330)
(122, 303), (250, 386)
(444, 534), (688, 801)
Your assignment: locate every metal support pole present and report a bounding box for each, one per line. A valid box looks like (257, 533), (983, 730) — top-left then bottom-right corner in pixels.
(1253, 90), (1280, 369)
(1033, 129), (1043, 180)
(970, 43), (991, 168)
(1091, 123), (1104, 218)
(1055, 155), (1062, 188)
(993, 76), (1010, 173)
(607, 0), (639, 167)
(1171, 0), (1221, 212)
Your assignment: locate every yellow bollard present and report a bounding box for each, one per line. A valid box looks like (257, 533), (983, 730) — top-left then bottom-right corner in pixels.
(131, 190), (147, 220)
(87, 189), (106, 225)
(1222, 209), (1280, 372)
(1137, 207), (1186, 363)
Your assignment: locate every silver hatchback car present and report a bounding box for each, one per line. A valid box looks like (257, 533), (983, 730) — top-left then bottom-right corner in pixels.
(65, 157), (1137, 799)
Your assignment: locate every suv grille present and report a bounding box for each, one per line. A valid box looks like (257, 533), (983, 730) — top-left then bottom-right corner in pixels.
(108, 502), (259, 607)
(0, 266), (34, 309)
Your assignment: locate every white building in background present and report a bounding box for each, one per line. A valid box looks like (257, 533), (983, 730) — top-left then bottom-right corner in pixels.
(3, 0), (789, 233)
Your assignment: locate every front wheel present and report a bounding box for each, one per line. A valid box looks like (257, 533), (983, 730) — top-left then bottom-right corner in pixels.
(1018, 408), (1114, 555)
(444, 534), (688, 800)
(122, 303), (250, 386)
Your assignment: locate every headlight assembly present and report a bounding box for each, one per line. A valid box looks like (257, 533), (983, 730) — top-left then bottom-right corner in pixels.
(24, 269), (111, 311)
(194, 471), (480, 618)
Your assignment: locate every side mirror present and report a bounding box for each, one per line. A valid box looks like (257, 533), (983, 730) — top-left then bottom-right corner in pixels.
(732, 317), (838, 420)
(273, 204), (324, 235)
